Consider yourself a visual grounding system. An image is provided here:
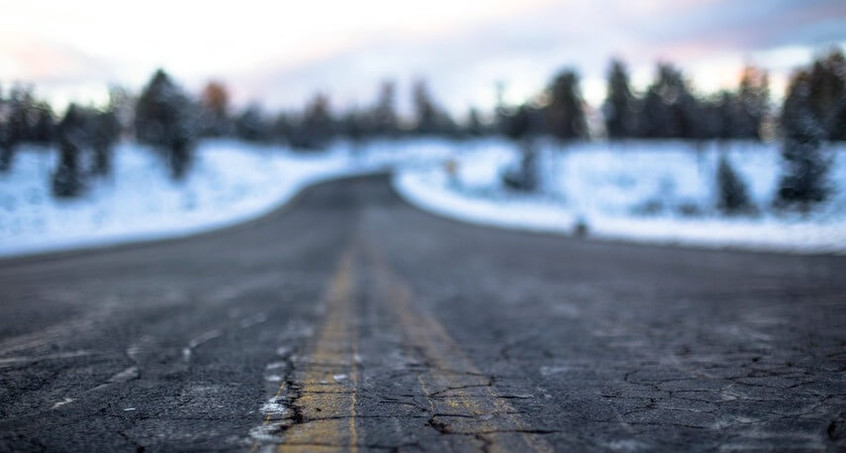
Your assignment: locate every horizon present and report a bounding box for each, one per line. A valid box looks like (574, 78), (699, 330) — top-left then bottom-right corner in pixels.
(2, 0), (845, 115)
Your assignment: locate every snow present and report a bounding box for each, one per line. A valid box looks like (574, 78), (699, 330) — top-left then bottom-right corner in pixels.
(394, 139), (846, 254)
(0, 139), (453, 258)
(3, 138), (845, 257)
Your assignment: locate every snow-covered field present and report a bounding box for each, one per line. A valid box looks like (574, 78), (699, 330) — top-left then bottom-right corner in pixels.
(0, 139), (456, 258)
(394, 140), (846, 254)
(2, 138), (845, 258)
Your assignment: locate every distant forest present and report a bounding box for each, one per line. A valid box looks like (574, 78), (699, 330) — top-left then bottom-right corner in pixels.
(0, 49), (844, 206)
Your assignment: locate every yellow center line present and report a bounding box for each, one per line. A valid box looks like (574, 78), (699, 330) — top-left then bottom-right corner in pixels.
(350, 329), (359, 453)
(276, 245), (361, 453)
(366, 241), (554, 453)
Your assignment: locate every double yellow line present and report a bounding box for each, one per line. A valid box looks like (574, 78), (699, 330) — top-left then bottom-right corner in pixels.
(269, 239), (551, 452)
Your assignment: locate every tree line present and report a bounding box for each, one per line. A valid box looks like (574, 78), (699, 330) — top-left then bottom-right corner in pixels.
(0, 49), (844, 208)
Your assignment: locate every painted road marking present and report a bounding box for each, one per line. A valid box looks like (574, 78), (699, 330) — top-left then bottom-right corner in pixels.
(276, 247), (360, 453)
(367, 241), (554, 453)
(255, 238), (553, 451)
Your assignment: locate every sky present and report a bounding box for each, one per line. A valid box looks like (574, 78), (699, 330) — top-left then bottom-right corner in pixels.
(1, 0), (845, 116)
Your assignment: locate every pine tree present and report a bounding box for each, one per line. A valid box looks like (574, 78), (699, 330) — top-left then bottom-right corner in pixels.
(831, 95), (846, 141)
(272, 113), (295, 144)
(546, 70), (587, 140)
(604, 59), (635, 139)
(412, 80), (441, 135)
(638, 89), (670, 138)
(52, 105), (87, 198)
(0, 86), (11, 172)
(714, 91), (740, 139)
(372, 81), (398, 136)
(0, 86), (30, 172)
(777, 72), (831, 208)
(32, 102), (55, 145)
(637, 64), (699, 139)
(135, 69), (196, 180)
(236, 104), (267, 142)
(90, 109), (120, 176)
(465, 107), (484, 137)
(502, 105), (541, 192)
(806, 49), (845, 140)
(294, 93), (334, 149)
(342, 108), (365, 145)
(716, 154), (751, 214)
(736, 66), (769, 140)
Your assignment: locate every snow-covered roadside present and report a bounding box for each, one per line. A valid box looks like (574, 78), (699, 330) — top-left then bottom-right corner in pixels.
(5, 137), (845, 258)
(0, 139), (455, 258)
(394, 140), (846, 254)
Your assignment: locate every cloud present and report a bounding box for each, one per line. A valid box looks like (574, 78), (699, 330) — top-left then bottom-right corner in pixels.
(3, 0), (845, 110)
(0, 32), (117, 85)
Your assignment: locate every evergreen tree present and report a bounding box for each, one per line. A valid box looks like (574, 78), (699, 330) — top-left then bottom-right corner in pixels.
(106, 86), (134, 138)
(546, 70), (587, 140)
(0, 86), (32, 172)
(638, 88), (668, 138)
(236, 104), (267, 142)
(341, 108), (367, 148)
(412, 80), (441, 134)
(90, 108), (120, 176)
(501, 105), (541, 192)
(504, 104), (540, 140)
(135, 69), (196, 180)
(32, 102), (55, 145)
(371, 81), (398, 136)
(0, 86), (11, 172)
(832, 95), (846, 141)
(735, 66), (769, 140)
(637, 64), (699, 138)
(806, 49), (845, 140)
(715, 91), (740, 139)
(777, 72), (831, 208)
(272, 112), (295, 144)
(716, 154), (751, 214)
(465, 107), (484, 137)
(51, 105), (88, 198)
(292, 93), (334, 149)
(603, 59), (635, 139)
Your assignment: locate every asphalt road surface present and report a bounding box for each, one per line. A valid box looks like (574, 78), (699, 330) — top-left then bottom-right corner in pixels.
(1, 175), (845, 453)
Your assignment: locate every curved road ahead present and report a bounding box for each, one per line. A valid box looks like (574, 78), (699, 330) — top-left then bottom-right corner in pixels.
(1, 175), (845, 452)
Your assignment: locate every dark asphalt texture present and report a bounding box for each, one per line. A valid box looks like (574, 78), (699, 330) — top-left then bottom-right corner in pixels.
(1, 175), (845, 452)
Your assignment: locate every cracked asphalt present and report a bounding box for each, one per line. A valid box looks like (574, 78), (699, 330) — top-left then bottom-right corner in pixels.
(1, 175), (845, 452)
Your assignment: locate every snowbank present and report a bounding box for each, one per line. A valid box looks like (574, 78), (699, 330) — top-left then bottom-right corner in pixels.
(4, 138), (844, 258)
(0, 139), (455, 258)
(394, 140), (846, 254)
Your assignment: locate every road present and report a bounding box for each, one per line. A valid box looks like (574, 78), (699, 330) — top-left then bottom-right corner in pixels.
(1, 175), (845, 452)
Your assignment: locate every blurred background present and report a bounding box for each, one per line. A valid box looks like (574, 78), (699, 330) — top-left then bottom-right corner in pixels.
(1, 0), (845, 255)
